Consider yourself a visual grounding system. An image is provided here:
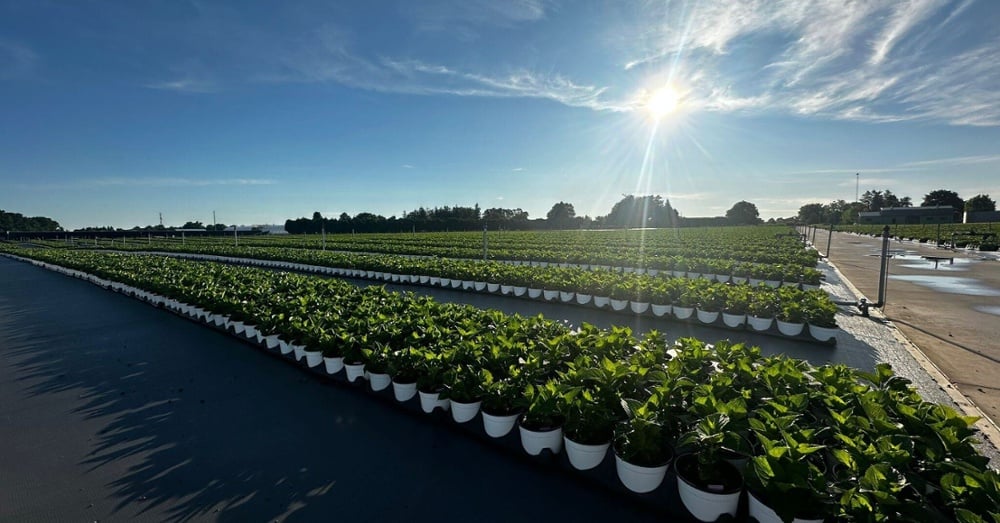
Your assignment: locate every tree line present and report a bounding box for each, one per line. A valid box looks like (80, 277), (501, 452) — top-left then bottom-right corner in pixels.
(797, 189), (996, 224)
(0, 209), (61, 232)
(284, 196), (764, 234)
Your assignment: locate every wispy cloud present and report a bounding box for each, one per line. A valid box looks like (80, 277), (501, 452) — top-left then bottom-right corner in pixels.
(0, 39), (38, 79)
(144, 78), (218, 93)
(902, 154), (1000, 167)
(401, 164), (415, 169)
(511, 167), (525, 172)
(623, 0), (1000, 126)
(401, 0), (550, 36)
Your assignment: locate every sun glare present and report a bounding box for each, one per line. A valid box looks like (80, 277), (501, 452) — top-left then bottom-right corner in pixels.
(646, 86), (680, 119)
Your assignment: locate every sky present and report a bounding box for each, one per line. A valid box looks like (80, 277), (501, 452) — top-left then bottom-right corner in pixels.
(2, 0), (999, 230)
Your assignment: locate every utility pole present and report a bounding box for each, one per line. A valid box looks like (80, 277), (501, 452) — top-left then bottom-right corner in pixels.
(855, 173), (860, 202)
(159, 212), (163, 227)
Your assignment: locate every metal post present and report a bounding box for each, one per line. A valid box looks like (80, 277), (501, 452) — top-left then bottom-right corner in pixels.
(936, 223), (941, 247)
(234, 226), (238, 247)
(877, 225), (890, 306)
(825, 224), (834, 258)
(811, 226), (817, 245)
(482, 225), (488, 260)
(322, 223), (326, 251)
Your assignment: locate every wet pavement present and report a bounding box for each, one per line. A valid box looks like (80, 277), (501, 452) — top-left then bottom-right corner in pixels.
(809, 228), (1000, 459)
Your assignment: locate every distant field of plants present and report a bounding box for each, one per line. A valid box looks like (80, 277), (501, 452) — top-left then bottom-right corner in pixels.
(834, 223), (998, 251)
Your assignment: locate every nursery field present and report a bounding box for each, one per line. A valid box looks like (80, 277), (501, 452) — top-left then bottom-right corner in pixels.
(1, 244), (998, 522)
(836, 223), (998, 251)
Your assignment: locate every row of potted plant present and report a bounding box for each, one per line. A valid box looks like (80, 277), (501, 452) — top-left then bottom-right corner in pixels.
(4, 246), (996, 522)
(86, 224), (822, 274)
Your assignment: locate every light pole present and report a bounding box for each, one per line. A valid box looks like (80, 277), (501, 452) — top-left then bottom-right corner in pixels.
(855, 173), (859, 202)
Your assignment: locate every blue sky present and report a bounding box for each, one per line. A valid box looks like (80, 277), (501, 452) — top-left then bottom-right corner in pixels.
(2, 0), (999, 230)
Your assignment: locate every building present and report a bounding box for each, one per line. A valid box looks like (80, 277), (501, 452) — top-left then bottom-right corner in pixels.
(857, 206), (955, 225)
(964, 211), (1000, 224)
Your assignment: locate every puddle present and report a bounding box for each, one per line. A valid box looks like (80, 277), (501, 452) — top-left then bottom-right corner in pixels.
(889, 275), (1000, 296)
(897, 257), (974, 271)
(975, 305), (1000, 316)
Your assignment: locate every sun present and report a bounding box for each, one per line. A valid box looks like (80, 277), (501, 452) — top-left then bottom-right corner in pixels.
(646, 86), (680, 119)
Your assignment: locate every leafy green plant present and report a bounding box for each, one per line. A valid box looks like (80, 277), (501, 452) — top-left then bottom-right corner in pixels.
(615, 395), (672, 467)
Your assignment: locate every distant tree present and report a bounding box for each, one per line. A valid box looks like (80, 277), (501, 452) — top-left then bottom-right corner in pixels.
(797, 203), (826, 224)
(207, 223), (227, 231)
(604, 195), (680, 228)
(839, 202), (866, 224)
(965, 194), (996, 212)
(181, 221), (205, 229)
(860, 190), (886, 211)
(922, 189), (965, 222)
(546, 202), (576, 228)
(725, 201), (761, 225)
(0, 209), (61, 232)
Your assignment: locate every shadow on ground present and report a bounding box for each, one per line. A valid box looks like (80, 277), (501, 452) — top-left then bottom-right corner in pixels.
(0, 258), (670, 523)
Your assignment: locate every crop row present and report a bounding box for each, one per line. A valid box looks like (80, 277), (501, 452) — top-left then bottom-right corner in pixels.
(78, 245), (838, 340)
(3, 246), (996, 522)
(98, 225), (820, 268)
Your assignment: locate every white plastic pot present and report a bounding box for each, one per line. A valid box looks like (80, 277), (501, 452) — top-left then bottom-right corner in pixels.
(776, 320), (805, 337)
(449, 400), (482, 423)
(564, 437), (609, 471)
(486, 283), (500, 293)
(345, 363), (366, 382)
(323, 356), (344, 374)
(518, 424), (563, 455)
(449, 279), (462, 289)
(292, 344), (306, 362)
(722, 312), (746, 328)
(279, 340), (294, 355)
(677, 472), (742, 522)
(513, 286), (527, 297)
(610, 299), (628, 311)
(747, 316), (773, 332)
(674, 306), (694, 320)
(304, 349), (324, 368)
(265, 335), (281, 350)
(696, 309), (720, 324)
(500, 285), (513, 295)
(559, 291), (574, 303)
(527, 288), (543, 299)
(368, 372), (391, 391)
(630, 301), (650, 314)
(392, 381), (417, 402)
(462, 280), (475, 290)
(482, 411), (519, 438)
(615, 454), (668, 493)
(593, 296), (610, 308)
(575, 293), (592, 305)
(474, 281), (487, 291)
(747, 490), (825, 523)
(418, 391), (450, 413)
(542, 289), (559, 301)
(651, 304), (671, 317)
(808, 324), (838, 342)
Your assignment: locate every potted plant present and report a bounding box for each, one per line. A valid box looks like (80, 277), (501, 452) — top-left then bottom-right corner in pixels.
(695, 284), (726, 325)
(748, 286), (779, 332)
(745, 427), (832, 523)
(614, 396), (673, 493)
(517, 381), (565, 455)
(481, 372), (526, 438)
(362, 343), (392, 391)
(442, 364), (491, 423)
(415, 349), (450, 413)
(561, 382), (618, 471)
(339, 331), (367, 382)
(387, 347), (422, 402)
(722, 284), (749, 328)
(675, 413), (745, 522)
(776, 300), (806, 337)
(804, 291), (838, 342)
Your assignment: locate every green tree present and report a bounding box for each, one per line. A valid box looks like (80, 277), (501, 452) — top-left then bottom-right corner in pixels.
(965, 194), (996, 212)
(725, 201), (761, 225)
(546, 201), (576, 226)
(797, 203), (825, 224)
(922, 189), (965, 222)
(181, 221), (205, 229)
